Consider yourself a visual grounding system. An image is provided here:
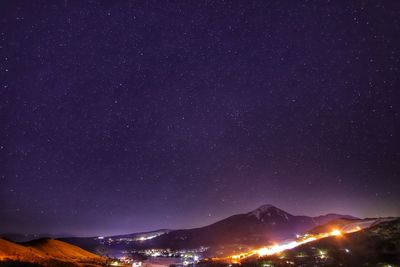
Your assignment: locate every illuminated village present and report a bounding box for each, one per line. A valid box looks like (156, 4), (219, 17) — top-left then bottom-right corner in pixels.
(94, 218), (399, 267)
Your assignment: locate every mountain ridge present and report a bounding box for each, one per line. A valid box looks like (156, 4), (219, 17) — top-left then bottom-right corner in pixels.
(145, 204), (357, 249)
(31, 204), (359, 254)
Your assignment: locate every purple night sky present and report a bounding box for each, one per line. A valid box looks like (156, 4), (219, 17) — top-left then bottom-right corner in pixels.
(1, 1), (400, 237)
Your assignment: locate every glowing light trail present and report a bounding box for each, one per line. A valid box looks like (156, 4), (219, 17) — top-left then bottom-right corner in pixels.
(224, 227), (362, 263)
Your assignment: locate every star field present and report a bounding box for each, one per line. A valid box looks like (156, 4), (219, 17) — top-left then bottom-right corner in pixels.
(1, 1), (400, 236)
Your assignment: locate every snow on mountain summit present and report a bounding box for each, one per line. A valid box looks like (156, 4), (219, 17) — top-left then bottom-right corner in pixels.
(248, 204), (292, 221)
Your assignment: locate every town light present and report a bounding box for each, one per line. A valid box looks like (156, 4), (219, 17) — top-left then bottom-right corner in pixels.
(330, 229), (342, 236)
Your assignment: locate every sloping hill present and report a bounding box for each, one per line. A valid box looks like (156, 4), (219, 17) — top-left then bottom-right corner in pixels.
(0, 238), (45, 261)
(25, 238), (103, 261)
(0, 238), (107, 267)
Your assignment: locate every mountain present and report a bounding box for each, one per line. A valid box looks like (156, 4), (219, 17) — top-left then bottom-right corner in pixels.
(146, 204), (357, 249)
(0, 238), (108, 267)
(58, 205), (357, 255)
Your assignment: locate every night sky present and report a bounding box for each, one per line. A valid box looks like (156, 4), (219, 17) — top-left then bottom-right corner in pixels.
(1, 1), (400, 237)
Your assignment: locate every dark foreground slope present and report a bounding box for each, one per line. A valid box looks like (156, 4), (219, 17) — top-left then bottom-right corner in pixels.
(235, 218), (400, 267)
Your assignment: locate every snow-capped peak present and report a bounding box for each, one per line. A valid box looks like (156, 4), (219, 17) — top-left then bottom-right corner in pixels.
(248, 204), (276, 219)
(248, 204), (291, 221)
(256, 204), (276, 212)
